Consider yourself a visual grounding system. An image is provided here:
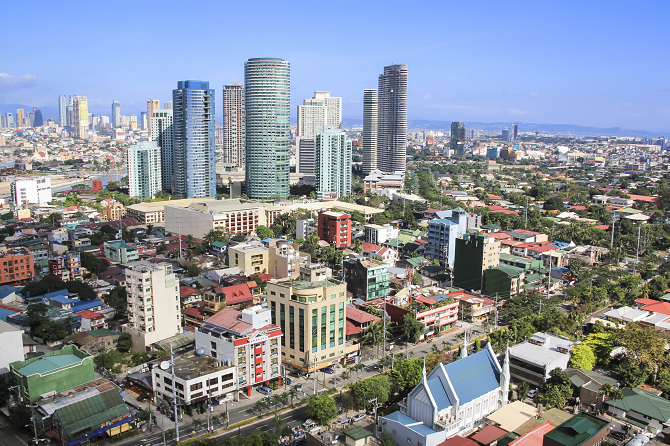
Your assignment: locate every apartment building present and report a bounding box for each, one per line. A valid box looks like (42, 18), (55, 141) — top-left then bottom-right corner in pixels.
(228, 240), (269, 275)
(267, 265), (349, 372)
(100, 198), (126, 221)
(122, 261), (182, 352)
(195, 305), (282, 397)
(318, 211), (351, 248)
(453, 233), (500, 291)
(268, 239), (310, 279)
(104, 241), (139, 263)
(343, 258), (389, 301)
(364, 223), (399, 245)
(425, 208), (470, 268)
(0, 248), (34, 284)
(48, 252), (82, 281)
(10, 177), (52, 205)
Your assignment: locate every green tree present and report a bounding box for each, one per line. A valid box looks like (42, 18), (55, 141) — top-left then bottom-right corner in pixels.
(539, 384), (569, 409)
(248, 429), (264, 446)
(411, 274), (424, 287)
(117, 333), (133, 352)
(599, 384), (624, 416)
(305, 393), (338, 425)
(616, 361), (648, 388)
(569, 343), (596, 370)
(33, 320), (67, 343)
(657, 370), (670, 398)
(108, 285), (127, 315)
(583, 332), (615, 366)
(403, 312), (424, 343)
(380, 431), (396, 446)
(543, 197), (565, 211)
(255, 225), (274, 240)
(350, 375), (391, 409)
(388, 358), (423, 394)
(81, 252), (110, 275)
(26, 302), (48, 333)
(517, 380), (530, 401)
(618, 322), (669, 373)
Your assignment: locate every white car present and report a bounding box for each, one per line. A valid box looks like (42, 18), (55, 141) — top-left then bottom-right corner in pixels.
(335, 418), (350, 425)
(527, 389), (539, 398)
(351, 413), (366, 422)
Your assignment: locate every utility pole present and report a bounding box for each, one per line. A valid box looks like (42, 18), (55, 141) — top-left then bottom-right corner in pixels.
(368, 398), (379, 438)
(170, 342), (180, 443)
(313, 357), (318, 395)
(178, 215), (182, 259)
(28, 403), (39, 443)
(610, 218), (615, 251)
(382, 297), (386, 366)
(634, 224), (641, 275)
(525, 196), (528, 230)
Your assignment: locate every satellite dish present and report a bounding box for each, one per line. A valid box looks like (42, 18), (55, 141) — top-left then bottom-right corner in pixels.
(160, 361), (170, 370)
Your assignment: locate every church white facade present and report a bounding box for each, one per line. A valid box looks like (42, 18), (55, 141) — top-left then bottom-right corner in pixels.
(379, 343), (510, 446)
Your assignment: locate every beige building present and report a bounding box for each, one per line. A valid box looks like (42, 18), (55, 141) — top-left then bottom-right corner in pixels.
(101, 199), (125, 221)
(228, 240), (269, 275)
(122, 260), (181, 352)
(146, 99), (159, 134)
(267, 265), (353, 372)
(268, 239), (310, 279)
(126, 198), (217, 224)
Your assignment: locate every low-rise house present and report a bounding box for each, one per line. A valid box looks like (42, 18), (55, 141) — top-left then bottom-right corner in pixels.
(604, 387), (670, 433)
(62, 329), (120, 355)
(104, 240), (139, 263)
(543, 412), (610, 446)
(508, 333), (579, 387)
(345, 304), (381, 343)
(564, 368), (618, 411)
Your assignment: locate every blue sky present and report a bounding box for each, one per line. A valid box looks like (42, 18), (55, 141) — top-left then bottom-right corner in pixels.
(1, 0), (669, 132)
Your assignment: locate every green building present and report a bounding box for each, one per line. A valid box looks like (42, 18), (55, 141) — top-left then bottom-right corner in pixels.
(543, 412), (611, 446)
(453, 234), (501, 291)
(499, 253), (543, 271)
(10, 345), (94, 402)
(483, 265), (525, 298)
(343, 258), (389, 301)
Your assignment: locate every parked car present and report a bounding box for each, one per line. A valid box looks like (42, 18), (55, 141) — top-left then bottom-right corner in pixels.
(351, 413), (366, 422)
(527, 389), (539, 398)
(335, 418), (350, 425)
(137, 393), (150, 402)
(321, 367), (335, 374)
(257, 386), (273, 395)
(296, 384), (303, 392)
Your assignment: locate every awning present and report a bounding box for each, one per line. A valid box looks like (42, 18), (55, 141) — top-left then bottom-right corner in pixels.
(106, 426), (121, 437)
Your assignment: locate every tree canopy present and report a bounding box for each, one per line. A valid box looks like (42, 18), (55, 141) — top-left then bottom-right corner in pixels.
(305, 394), (337, 425)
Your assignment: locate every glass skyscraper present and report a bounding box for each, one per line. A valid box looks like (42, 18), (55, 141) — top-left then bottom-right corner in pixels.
(172, 80), (216, 199)
(244, 58), (290, 199)
(377, 64), (408, 174)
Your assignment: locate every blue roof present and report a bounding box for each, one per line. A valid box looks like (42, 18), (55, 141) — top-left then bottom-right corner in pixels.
(430, 218), (458, 226)
(383, 411), (436, 435)
(0, 307), (18, 322)
(44, 290), (71, 301)
(0, 285), (20, 300)
(427, 378), (452, 410)
(443, 348), (501, 404)
(70, 300), (102, 313)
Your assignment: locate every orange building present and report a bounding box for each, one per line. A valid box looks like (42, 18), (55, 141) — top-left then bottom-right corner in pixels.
(0, 248), (34, 284)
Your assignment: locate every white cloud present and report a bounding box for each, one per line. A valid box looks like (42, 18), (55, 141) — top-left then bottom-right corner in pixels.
(422, 93), (432, 100)
(0, 73), (37, 90)
(529, 92), (540, 97)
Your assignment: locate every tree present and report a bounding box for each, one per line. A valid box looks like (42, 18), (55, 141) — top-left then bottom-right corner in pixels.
(388, 358), (423, 394)
(539, 384), (569, 409)
(517, 380), (530, 401)
(539, 368), (572, 409)
(618, 322), (669, 373)
(117, 333), (133, 352)
(350, 375), (391, 409)
(543, 197), (565, 211)
(185, 263), (202, 277)
(255, 225), (274, 240)
(403, 312), (423, 343)
(33, 320), (67, 343)
(248, 429), (264, 446)
(26, 302), (48, 333)
(599, 384), (624, 417)
(81, 252), (110, 275)
(657, 370), (670, 398)
(569, 343), (596, 371)
(22, 275), (97, 301)
(583, 332), (615, 366)
(305, 394), (338, 425)
(380, 431), (396, 446)
(108, 285), (127, 315)
(616, 360), (648, 388)
(411, 274), (424, 287)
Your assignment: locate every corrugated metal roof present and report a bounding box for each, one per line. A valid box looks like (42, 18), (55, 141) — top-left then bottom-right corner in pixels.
(443, 348), (500, 404)
(427, 378), (452, 410)
(56, 389), (130, 437)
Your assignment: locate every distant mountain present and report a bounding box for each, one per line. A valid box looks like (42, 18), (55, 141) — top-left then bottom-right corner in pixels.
(341, 117), (667, 138)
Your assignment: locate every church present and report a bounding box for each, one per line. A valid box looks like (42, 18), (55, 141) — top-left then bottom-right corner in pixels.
(379, 342), (510, 446)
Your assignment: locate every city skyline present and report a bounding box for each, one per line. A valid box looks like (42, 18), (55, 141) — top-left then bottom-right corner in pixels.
(1, 1), (668, 132)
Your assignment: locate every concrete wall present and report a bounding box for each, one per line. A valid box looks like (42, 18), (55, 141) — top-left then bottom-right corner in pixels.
(0, 329), (24, 370)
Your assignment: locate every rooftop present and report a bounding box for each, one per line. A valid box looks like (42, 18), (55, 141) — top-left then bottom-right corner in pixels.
(166, 354), (232, 380)
(509, 333), (578, 367)
(543, 412), (610, 446)
(17, 354), (83, 376)
(276, 278), (343, 290)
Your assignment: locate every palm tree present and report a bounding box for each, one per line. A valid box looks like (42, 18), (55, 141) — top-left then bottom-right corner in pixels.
(255, 400), (266, 415)
(288, 388), (298, 404)
(599, 384), (625, 418)
(193, 418), (203, 430)
(517, 380), (530, 402)
(186, 234), (195, 249)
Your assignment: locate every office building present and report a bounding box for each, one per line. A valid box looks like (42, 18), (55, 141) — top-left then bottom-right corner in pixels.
(512, 123), (518, 140)
(362, 89), (378, 174)
(111, 101), (121, 127)
(72, 96), (89, 138)
(16, 109), (25, 129)
(100, 198), (125, 220)
(122, 260), (181, 352)
(268, 239), (311, 279)
(425, 208), (470, 268)
(451, 121), (465, 157)
(33, 108), (43, 127)
(172, 80), (216, 198)
(364, 224), (398, 245)
(146, 99), (159, 134)
(296, 138), (316, 174)
(58, 95), (67, 127)
(11, 177), (52, 205)
(140, 111), (147, 131)
(128, 141), (162, 199)
(244, 58), (291, 199)
(318, 210), (351, 248)
(315, 126), (352, 199)
(502, 128), (510, 141)
(164, 100), (173, 109)
(377, 64), (408, 174)
(223, 83), (245, 167)
(267, 265), (348, 371)
(508, 333), (578, 387)
(227, 239), (269, 275)
(297, 99), (326, 138)
(150, 108), (174, 191)
(195, 305), (282, 396)
(343, 258), (389, 301)
(314, 91), (342, 128)
(453, 233), (500, 291)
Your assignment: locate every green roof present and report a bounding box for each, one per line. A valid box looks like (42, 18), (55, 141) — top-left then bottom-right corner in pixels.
(543, 412), (610, 446)
(492, 265), (525, 277)
(17, 354), (82, 376)
(605, 387), (670, 422)
(524, 273), (540, 283)
(570, 375), (587, 388)
(342, 426), (372, 441)
(406, 256), (427, 267)
(212, 241), (227, 248)
(57, 389), (130, 438)
(481, 224), (501, 229)
(660, 293), (670, 302)
(87, 329), (116, 337)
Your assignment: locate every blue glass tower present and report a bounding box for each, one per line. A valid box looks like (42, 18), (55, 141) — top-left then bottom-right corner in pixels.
(172, 80), (216, 198)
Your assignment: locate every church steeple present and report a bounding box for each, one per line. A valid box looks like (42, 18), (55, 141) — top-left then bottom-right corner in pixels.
(461, 331), (468, 359)
(500, 342), (510, 406)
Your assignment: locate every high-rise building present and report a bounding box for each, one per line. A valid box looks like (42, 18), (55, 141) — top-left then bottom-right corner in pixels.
(318, 210), (351, 248)
(377, 64), (408, 174)
(512, 123), (518, 140)
(297, 138), (316, 174)
(451, 121), (465, 157)
(164, 101), (173, 110)
(296, 99), (326, 138)
(172, 80), (216, 198)
(140, 111), (147, 131)
(66, 97), (74, 130)
(128, 141), (162, 199)
(313, 91), (342, 128)
(33, 108), (43, 127)
(502, 128), (510, 141)
(244, 58), (291, 199)
(453, 233), (501, 291)
(16, 109), (25, 129)
(58, 95), (67, 127)
(122, 260), (181, 352)
(362, 89), (378, 174)
(146, 99), (159, 134)
(71, 96), (88, 139)
(5, 113), (14, 129)
(315, 126), (352, 200)
(222, 83), (245, 167)
(111, 101), (121, 128)
(150, 108), (174, 191)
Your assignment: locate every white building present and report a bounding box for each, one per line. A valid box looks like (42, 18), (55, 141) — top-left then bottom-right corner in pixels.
(122, 261), (182, 352)
(0, 319), (24, 369)
(11, 177), (52, 205)
(150, 108), (173, 192)
(315, 126), (352, 200)
(297, 91), (342, 138)
(364, 224), (399, 245)
(128, 141), (162, 199)
(380, 345), (510, 446)
(223, 83), (245, 168)
(195, 306), (282, 397)
(508, 332), (579, 387)
(296, 218), (317, 239)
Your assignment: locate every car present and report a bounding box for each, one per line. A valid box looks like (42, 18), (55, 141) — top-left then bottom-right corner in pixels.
(291, 439), (306, 446)
(296, 384), (303, 392)
(321, 367), (335, 374)
(257, 386), (273, 395)
(351, 413), (366, 422)
(527, 389), (539, 398)
(137, 393), (150, 402)
(335, 418), (350, 425)
(285, 378), (292, 386)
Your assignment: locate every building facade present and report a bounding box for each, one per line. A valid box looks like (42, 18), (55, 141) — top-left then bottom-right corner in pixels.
(377, 64), (407, 174)
(11, 177), (52, 205)
(101, 198), (125, 221)
(318, 211), (351, 248)
(343, 258), (389, 301)
(244, 58), (291, 199)
(228, 240), (269, 275)
(146, 99), (159, 134)
(59, 95), (67, 127)
(149, 108), (174, 191)
(268, 239), (310, 279)
(172, 80), (216, 198)
(223, 83), (245, 167)
(128, 141), (162, 199)
(362, 89), (378, 174)
(71, 96), (89, 139)
(315, 126), (352, 199)
(122, 261), (182, 352)
(48, 252), (82, 282)
(296, 138), (316, 174)
(111, 101), (121, 127)
(0, 248), (34, 284)
(451, 121), (465, 157)
(453, 234), (500, 291)
(426, 209), (470, 268)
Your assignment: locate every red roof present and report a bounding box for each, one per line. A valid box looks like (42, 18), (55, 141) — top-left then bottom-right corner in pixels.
(568, 205), (587, 211)
(436, 436), (478, 446)
(346, 305), (381, 324)
(636, 298), (659, 306)
(217, 283), (253, 305)
(76, 310), (103, 320)
(180, 286), (200, 298)
(640, 301), (670, 317)
(509, 421), (555, 446)
(628, 194), (659, 203)
(490, 233), (512, 240)
(594, 225), (610, 230)
(255, 273), (276, 281)
(468, 424), (508, 445)
(528, 244), (557, 253)
(424, 209), (441, 214)
(361, 242), (383, 253)
(183, 305), (206, 320)
(206, 307), (251, 332)
(488, 194), (503, 200)
(415, 295), (437, 305)
(346, 320), (363, 336)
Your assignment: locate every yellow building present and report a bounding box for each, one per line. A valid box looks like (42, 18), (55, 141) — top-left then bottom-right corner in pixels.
(267, 264), (353, 372)
(101, 199), (125, 221)
(267, 239), (310, 279)
(228, 240), (269, 275)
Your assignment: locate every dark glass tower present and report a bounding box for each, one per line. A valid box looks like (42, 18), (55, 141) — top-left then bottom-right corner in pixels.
(451, 121), (465, 157)
(377, 64), (408, 174)
(33, 108), (43, 127)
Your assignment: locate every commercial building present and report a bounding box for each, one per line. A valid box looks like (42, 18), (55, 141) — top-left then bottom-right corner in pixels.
(453, 234), (501, 291)
(315, 126), (352, 199)
(48, 252), (82, 281)
(146, 99), (159, 134)
(122, 260), (182, 352)
(223, 83), (245, 167)
(482, 265), (525, 298)
(426, 209), (470, 268)
(343, 258), (389, 301)
(10, 345), (94, 402)
(228, 240), (269, 275)
(318, 211), (351, 248)
(172, 80), (216, 198)
(152, 354), (236, 405)
(104, 240), (139, 263)
(377, 64), (407, 174)
(111, 100), (121, 127)
(71, 95), (89, 139)
(269, 239), (310, 279)
(268, 266), (349, 371)
(364, 224), (398, 245)
(508, 333), (579, 387)
(362, 89), (378, 174)
(195, 305), (282, 396)
(126, 198), (216, 224)
(244, 58), (291, 199)
(149, 108), (174, 191)
(11, 177), (52, 205)
(58, 95), (67, 127)
(297, 97), (326, 138)
(101, 198), (125, 221)
(128, 141), (162, 199)
(0, 319), (24, 370)
(0, 247), (34, 284)
(296, 138), (316, 174)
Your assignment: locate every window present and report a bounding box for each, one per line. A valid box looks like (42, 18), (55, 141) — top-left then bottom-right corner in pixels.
(164, 377), (172, 385)
(190, 382), (203, 392)
(211, 341), (217, 349)
(208, 377), (219, 386)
